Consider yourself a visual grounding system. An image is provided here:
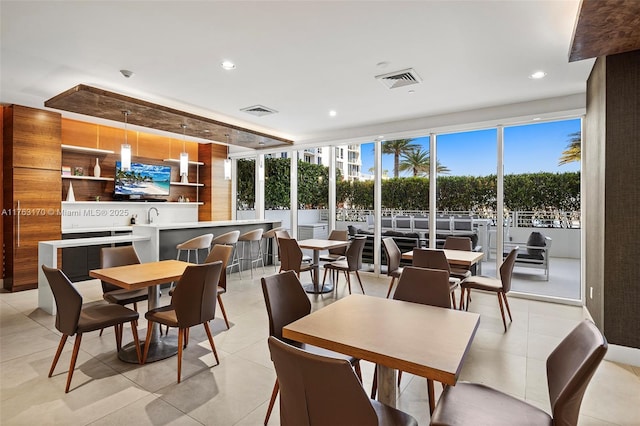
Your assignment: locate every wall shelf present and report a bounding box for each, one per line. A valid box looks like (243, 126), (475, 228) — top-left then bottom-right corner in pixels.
(163, 158), (204, 166)
(61, 144), (114, 154)
(62, 175), (114, 181)
(170, 181), (204, 187)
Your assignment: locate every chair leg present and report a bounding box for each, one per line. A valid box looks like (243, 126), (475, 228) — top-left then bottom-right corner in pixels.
(184, 328), (190, 348)
(427, 378), (436, 414)
(466, 289), (471, 311)
(133, 302), (138, 312)
(264, 380), (279, 425)
(99, 328), (104, 337)
(114, 324), (122, 351)
(398, 370), (403, 387)
(65, 333), (83, 393)
(177, 328), (184, 383)
(130, 320), (142, 364)
(370, 365), (377, 399)
(497, 292), (508, 332)
(345, 271), (352, 294)
(451, 290), (457, 310)
(142, 322), (154, 364)
(203, 321), (220, 365)
(459, 287), (466, 310)
(355, 271), (365, 294)
(49, 334), (68, 378)
(502, 292), (513, 322)
(217, 294), (230, 329)
(385, 276), (396, 298)
(322, 267), (329, 288)
(353, 360), (363, 383)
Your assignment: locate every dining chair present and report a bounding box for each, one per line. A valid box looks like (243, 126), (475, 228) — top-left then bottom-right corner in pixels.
(321, 236), (366, 295)
(261, 271), (363, 425)
(443, 236), (474, 279)
(142, 261), (223, 383)
(212, 230), (241, 275)
(275, 229), (313, 264)
(412, 247), (460, 309)
(98, 246), (147, 336)
(169, 233), (214, 293)
(430, 320), (608, 426)
(318, 229), (349, 263)
(277, 237), (315, 282)
(382, 237), (404, 298)
(460, 247), (518, 332)
(42, 265), (142, 393)
(371, 266), (451, 408)
(268, 336), (418, 426)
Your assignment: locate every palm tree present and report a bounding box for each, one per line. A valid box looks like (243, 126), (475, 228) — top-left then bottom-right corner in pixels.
(381, 139), (419, 178)
(399, 148), (450, 176)
(558, 131), (581, 165)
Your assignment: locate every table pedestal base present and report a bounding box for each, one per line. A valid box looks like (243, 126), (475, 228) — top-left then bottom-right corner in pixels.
(303, 282), (334, 294)
(118, 335), (178, 364)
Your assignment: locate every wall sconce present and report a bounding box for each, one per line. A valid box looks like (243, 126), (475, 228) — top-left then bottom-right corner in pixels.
(180, 124), (189, 183)
(121, 110), (131, 171)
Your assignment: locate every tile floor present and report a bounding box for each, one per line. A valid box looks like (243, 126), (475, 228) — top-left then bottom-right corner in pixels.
(1, 268), (639, 425)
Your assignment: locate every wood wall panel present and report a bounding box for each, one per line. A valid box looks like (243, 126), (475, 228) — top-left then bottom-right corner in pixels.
(61, 119), (98, 148)
(198, 143), (230, 221)
(97, 126), (133, 153)
(170, 139), (199, 161)
(137, 132), (171, 159)
(10, 106), (61, 171)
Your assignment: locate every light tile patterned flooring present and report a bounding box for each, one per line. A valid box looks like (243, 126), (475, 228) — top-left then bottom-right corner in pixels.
(1, 268), (639, 425)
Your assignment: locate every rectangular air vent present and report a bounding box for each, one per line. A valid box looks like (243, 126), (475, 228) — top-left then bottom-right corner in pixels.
(375, 68), (422, 89)
(241, 105), (278, 117)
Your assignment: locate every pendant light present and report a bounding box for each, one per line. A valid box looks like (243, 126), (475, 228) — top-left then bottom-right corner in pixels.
(121, 110), (131, 171)
(224, 133), (232, 180)
(180, 124), (189, 183)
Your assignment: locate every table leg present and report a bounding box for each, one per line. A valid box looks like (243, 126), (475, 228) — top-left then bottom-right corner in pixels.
(303, 250), (334, 294)
(376, 364), (397, 408)
(427, 378), (436, 414)
(117, 284), (178, 363)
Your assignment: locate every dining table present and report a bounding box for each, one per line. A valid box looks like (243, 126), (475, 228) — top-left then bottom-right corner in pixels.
(283, 294), (480, 412)
(402, 248), (485, 274)
(297, 238), (351, 294)
(89, 259), (192, 363)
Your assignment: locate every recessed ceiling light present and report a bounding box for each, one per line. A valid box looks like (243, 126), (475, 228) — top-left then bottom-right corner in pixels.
(408, 89), (415, 94)
(529, 71), (547, 79)
(532, 117), (541, 121)
(376, 61), (389, 68)
(221, 60), (236, 70)
(329, 110), (337, 117)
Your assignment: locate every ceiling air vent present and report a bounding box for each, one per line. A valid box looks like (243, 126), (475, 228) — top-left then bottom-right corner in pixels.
(241, 105), (278, 117)
(375, 68), (422, 89)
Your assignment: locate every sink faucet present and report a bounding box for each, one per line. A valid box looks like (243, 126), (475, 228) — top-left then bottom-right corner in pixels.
(147, 207), (159, 224)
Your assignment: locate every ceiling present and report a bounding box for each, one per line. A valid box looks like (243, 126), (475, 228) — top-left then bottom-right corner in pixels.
(1, 1), (595, 151)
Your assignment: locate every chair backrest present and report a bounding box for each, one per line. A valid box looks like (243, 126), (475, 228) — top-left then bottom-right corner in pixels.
(268, 336), (378, 426)
(443, 236), (472, 251)
(277, 237), (304, 274)
(327, 229), (349, 255)
(546, 320), (608, 425)
(42, 265), (82, 335)
(412, 248), (451, 274)
(177, 233), (214, 250)
(171, 261), (222, 328)
(100, 245), (141, 293)
(261, 271), (311, 341)
(213, 230), (240, 245)
(204, 244), (234, 290)
(239, 228), (264, 241)
(263, 226), (285, 239)
(345, 236), (366, 271)
(500, 247), (519, 293)
(393, 266), (452, 308)
(382, 237), (402, 275)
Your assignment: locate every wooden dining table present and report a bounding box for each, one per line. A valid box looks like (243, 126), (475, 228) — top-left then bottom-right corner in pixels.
(402, 248), (485, 274)
(283, 294), (480, 412)
(89, 259), (192, 363)
(297, 238), (351, 294)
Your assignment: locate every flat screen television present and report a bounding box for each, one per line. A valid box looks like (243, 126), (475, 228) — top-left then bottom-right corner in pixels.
(114, 161), (171, 197)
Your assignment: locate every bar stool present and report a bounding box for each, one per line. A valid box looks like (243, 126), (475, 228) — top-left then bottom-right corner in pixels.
(213, 230), (241, 276)
(170, 233), (213, 292)
(262, 226), (285, 271)
(238, 228), (265, 277)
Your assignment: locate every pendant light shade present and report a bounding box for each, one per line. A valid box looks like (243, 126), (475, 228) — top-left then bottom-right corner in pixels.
(121, 111), (131, 171)
(180, 124), (189, 183)
(224, 159), (232, 180)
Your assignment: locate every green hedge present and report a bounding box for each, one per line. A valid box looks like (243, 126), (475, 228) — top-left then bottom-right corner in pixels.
(238, 158), (580, 212)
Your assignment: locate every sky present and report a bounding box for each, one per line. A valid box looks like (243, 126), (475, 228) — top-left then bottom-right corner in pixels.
(360, 118), (581, 177)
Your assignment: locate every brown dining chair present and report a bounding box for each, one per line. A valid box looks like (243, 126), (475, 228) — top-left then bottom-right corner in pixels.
(319, 229), (349, 263)
(142, 261), (223, 383)
(382, 237), (404, 298)
(430, 319), (608, 426)
(268, 336), (418, 426)
(412, 247), (460, 309)
(261, 271), (363, 425)
(42, 265), (142, 393)
(371, 266), (451, 409)
(443, 236), (474, 279)
(275, 229), (313, 264)
(321, 236), (366, 295)
(277, 236), (315, 282)
(460, 247), (518, 332)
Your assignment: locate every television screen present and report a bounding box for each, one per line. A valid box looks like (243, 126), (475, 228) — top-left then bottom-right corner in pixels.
(114, 161), (171, 197)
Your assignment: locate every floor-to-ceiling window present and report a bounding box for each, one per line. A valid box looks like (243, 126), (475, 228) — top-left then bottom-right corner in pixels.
(236, 158), (255, 220)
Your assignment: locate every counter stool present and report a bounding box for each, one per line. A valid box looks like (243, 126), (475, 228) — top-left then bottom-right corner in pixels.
(169, 233), (213, 292)
(213, 230), (241, 276)
(238, 228), (265, 277)
(262, 226), (285, 271)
